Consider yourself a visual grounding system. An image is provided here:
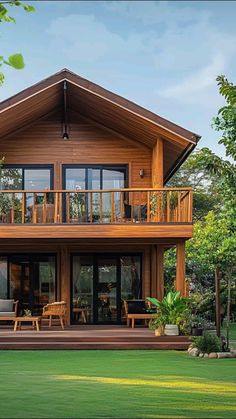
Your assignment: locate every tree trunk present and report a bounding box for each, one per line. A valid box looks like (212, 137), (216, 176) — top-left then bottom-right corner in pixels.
(215, 267), (221, 338)
(226, 267), (232, 350)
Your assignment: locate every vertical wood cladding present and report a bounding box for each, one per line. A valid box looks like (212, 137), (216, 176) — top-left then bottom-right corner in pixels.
(0, 110), (152, 189)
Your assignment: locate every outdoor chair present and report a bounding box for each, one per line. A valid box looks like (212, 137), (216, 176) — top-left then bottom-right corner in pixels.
(124, 299), (156, 328)
(0, 299), (18, 321)
(42, 301), (67, 329)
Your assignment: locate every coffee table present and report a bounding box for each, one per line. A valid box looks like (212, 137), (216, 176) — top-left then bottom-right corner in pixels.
(13, 316), (41, 332)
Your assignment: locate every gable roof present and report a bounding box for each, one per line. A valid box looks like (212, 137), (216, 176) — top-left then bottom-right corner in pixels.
(0, 68), (201, 182)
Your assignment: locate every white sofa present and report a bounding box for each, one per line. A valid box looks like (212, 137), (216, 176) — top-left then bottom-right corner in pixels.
(0, 299), (18, 321)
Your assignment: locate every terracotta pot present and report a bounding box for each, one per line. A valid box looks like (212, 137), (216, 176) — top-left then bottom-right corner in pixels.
(155, 326), (164, 336)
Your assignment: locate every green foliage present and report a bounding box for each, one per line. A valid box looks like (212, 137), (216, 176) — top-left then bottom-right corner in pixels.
(0, 0), (35, 85)
(192, 332), (221, 353)
(147, 291), (191, 334)
(213, 75), (236, 160)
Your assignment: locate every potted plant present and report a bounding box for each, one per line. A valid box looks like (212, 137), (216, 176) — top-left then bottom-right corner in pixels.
(147, 291), (190, 336)
(190, 315), (203, 336)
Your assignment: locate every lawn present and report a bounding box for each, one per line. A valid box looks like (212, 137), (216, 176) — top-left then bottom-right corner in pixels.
(0, 350), (235, 418)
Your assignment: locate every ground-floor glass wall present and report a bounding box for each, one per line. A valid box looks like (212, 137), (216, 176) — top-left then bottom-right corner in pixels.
(71, 254), (141, 324)
(0, 254), (56, 315)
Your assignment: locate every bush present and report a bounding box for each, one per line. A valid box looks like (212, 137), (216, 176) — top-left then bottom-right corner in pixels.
(192, 332), (221, 353)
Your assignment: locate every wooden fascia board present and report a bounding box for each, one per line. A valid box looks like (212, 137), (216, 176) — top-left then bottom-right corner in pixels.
(66, 77), (197, 145)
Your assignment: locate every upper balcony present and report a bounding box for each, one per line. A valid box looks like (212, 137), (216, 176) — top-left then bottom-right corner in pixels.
(0, 188), (193, 240)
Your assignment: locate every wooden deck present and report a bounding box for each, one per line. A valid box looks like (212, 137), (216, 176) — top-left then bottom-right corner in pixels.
(0, 325), (191, 350)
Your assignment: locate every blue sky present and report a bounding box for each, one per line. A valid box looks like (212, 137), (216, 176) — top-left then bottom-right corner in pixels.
(1, 0), (236, 157)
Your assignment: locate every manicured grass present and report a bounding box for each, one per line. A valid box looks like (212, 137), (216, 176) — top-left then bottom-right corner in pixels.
(0, 350), (235, 418)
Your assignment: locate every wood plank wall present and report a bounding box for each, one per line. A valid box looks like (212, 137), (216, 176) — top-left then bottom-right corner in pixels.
(0, 110), (152, 190)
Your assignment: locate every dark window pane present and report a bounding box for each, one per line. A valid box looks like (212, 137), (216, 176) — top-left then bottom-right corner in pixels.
(0, 257), (7, 298)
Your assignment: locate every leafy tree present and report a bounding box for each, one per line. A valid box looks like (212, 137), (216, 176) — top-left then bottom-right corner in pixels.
(165, 75), (236, 345)
(0, 0), (35, 85)
(167, 149), (221, 221)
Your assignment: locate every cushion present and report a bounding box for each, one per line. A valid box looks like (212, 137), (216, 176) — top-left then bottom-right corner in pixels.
(0, 311), (15, 317)
(127, 300), (147, 314)
(0, 299), (14, 312)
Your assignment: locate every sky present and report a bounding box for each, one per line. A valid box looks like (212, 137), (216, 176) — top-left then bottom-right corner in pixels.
(1, 0), (236, 157)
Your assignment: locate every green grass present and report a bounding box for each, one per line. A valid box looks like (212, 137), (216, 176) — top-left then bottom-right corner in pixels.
(0, 350), (236, 418)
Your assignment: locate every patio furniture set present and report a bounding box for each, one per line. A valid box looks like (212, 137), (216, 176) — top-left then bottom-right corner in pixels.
(0, 298), (155, 331)
(0, 299), (67, 331)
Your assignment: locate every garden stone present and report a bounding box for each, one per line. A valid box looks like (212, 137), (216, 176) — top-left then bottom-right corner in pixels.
(217, 352), (233, 358)
(189, 348), (199, 357)
(204, 353), (209, 358)
(199, 352), (204, 358)
(187, 345), (193, 353)
(209, 352), (217, 359)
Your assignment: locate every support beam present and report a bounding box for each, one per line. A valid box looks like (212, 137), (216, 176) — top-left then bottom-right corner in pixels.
(150, 245), (164, 300)
(152, 136), (164, 188)
(60, 246), (70, 325)
(156, 246), (164, 300)
(176, 241), (186, 297)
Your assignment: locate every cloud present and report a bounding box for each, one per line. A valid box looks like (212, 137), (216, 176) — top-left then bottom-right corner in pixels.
(46, 14), (149, 64)
(46, 2), (236, 109)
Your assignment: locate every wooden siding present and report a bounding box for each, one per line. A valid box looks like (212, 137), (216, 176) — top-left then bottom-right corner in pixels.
(0, 110), (152, 190)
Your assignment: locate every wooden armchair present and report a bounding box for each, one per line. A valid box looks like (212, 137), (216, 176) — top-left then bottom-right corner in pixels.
(42, 301), (67, 329)
(124, 299), (156, 328)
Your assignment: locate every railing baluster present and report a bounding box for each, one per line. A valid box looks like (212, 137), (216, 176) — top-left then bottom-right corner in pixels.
(66, 193), (70, 223)
(43, 192), (47, 224)
(11, 193), (15, 224)
(178, 191), (181, 222)
(21, 193), (25, 224)
(90, 192), (93, 223)
(166, 191), (170, 222)
(147, 191), (150, 222)
(189, 190), (193, 223)
(54, 192), (58, 224)
(120, 191), (124, 222)
(100, 191), (103, 223)
(33, 193), (36, 223)
(58, 192), (62, 223)
(111, 191), (115, 223)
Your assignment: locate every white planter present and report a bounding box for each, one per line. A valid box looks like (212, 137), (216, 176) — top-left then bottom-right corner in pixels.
(164, 324), (179, 336)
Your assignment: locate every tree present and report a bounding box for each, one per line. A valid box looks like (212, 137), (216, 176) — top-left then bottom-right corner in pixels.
(165, 76), (236, 346)
(0, 0), (35, 85)
(167, 149), (221, 221)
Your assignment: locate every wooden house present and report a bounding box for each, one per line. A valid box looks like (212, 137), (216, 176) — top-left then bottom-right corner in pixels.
(0, 69), (200, 324)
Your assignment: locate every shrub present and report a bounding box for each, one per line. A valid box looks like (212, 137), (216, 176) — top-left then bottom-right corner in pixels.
(192, 332), (221, 353)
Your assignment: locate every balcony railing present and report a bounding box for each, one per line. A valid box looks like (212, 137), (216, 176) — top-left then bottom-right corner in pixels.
(0, 188), (192, 225)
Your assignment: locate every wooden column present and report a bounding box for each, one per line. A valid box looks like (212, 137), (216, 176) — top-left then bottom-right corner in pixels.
(150, 245), (164, 299)
(151, 245), (157, 297)
(60, 246), (70, 325)
(152, 137), (164, 222)
(156, 246), (164, 300)
(152, 136), (164, 188)
(176, 241), (186, 297)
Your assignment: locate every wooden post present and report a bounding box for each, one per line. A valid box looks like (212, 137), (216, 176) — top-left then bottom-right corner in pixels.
(215, 267), (221, 338)
(60, 246), (70, 325)
(152, 136), (164, 188)
(176, 241), (186, 297)
(151, 245), (157, 297)
(152, 137), (164, 222)
(150, 245), (164, 300)
(157, 246), (164, 300)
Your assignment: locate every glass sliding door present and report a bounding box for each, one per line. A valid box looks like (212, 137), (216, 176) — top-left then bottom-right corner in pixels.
(0, 257), (8, 299)
(5, 254), (56, 315)
(63, 165), (127, 223)
(72, 255), (93, 323)
(71, 253), (141, 324)
(96, 256), (119, 323)
(0, 165), (53, 224)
